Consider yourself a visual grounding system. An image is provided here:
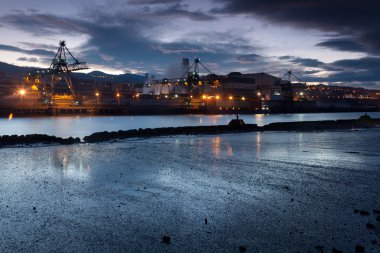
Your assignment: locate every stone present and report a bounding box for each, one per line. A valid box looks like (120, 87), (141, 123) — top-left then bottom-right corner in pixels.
(162, 235), (171, 244)
(355, 245), (365, 253)
(366, 223), (376, 230)
(238, 245), (246, 252)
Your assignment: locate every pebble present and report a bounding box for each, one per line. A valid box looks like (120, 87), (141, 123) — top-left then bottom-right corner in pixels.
(366, 223), (376, 230)
(162, 235), (171, 244)
(355, 245), (365, 253)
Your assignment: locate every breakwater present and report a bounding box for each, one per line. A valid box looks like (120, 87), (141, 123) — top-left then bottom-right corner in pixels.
(1, 116), (379, 147)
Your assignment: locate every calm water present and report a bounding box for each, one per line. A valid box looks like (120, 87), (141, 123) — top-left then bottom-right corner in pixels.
(1, 111), (380, 138)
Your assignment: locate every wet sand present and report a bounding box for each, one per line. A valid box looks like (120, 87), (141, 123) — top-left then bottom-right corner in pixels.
(0, 130), (380, 252)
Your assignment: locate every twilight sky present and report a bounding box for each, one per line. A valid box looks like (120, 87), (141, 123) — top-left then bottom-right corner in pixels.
(0, 0), (379, 88)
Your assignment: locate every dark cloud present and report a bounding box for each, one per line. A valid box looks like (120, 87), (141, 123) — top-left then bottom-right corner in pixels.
(316, 38), (366, 52)
(331, 57), (380, 71)
(0, 11), (86, 36)
(0, 43), (54, 57)
(143, 3), (216, 21)
(128, 0), (181, 5)
(153, 43), (202, 54)
(279, 55), (324, 68)
(296, 57), (380, 84)
(17, 57), (39, 62)
(19, 42), (58, 50)
(235, 54), (264, 64)
(214, 0), (380, 54)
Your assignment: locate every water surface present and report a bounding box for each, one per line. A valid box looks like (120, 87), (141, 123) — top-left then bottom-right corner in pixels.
(1, 111), (379, 138)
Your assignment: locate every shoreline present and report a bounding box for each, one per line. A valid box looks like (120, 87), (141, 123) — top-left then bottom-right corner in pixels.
(1, 115), (379, 147)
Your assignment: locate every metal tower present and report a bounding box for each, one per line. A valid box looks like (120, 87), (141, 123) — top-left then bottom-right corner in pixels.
(180, 58), (213, 92)
(281, 70), (305, 84)
(24, 41), (89, 101)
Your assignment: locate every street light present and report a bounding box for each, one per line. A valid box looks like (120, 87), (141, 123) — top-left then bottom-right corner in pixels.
(18, 89), (26, 96)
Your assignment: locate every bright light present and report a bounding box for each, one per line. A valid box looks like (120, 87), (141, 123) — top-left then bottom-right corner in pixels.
(202, 95), (207, 99)
(18, 89), (26, 96)
(241, 96), (246, 101)
(257, 92), (261, 96)
(300, 92), (304, 96)
(174, 94), (178, 98)
(8, 113), (13, 120)
(136, 93), (140, 98)
(95, 92), (100, 97)
(165, 95), (168, 98)
(216, 95), (220, 100)
(229, 96), (233, 100)
(116, 93), (120, 97)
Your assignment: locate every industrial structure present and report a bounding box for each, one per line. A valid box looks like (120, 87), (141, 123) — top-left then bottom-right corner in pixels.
(0, 48), (380, 115)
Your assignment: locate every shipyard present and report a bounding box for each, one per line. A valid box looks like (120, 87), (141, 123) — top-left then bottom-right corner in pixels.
(1, 41), (380, 117)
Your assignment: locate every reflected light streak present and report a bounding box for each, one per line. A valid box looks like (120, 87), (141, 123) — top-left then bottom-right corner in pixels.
(226, 146), (233, 156)
(256, 132), (262, 156)
(255, 114), (265, 126)
(212, 136), (221, 158)
(8, 113), (13, 120)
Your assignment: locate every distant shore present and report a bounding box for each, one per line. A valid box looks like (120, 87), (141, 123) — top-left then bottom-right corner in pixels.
(1, 115), (379, 147)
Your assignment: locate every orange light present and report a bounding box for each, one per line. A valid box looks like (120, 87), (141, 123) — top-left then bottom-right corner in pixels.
(8, 113), (13, 120)
(202, 95), (207, 99)
(95, 92), (99, 97)
(241, 96), (246, 101)
(18, 89), (26, 96)
(229, 96), (233, 100)
(216, 95), (220, 100)
(116, 93), (120, 97)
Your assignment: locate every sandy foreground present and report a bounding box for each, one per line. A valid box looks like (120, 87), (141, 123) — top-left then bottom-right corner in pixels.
(0, 130), (380, 252)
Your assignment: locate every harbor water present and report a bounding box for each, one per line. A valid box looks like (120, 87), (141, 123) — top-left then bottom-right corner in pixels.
(1, 112), (380, 138)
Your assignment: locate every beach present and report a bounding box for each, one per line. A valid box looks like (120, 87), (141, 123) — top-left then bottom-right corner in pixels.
(1, 129), (380, 252)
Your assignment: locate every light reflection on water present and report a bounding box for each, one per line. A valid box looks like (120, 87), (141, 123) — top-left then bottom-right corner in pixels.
(1, 112), (380, 138)
(50, 146), (92, 181)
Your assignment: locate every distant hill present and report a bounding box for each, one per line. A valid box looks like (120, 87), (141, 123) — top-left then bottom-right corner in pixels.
(0, 62), (35, 81)
(0, 62), (146, 84)
(72, 71), (146, 83)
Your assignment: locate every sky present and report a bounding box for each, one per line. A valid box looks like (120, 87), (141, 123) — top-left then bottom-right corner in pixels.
(0, 0), (379, 89)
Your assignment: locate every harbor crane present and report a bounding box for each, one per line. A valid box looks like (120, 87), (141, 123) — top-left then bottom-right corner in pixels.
(24, 41), (89, 102)
(180, 57), (214, 92)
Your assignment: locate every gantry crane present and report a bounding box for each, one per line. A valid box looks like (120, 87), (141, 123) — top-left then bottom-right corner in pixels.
(180, 57), (214, 92)
(24, 41), (89, 102)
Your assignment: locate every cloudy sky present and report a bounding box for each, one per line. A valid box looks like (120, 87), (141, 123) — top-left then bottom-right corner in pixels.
(0, 0), (379, 88)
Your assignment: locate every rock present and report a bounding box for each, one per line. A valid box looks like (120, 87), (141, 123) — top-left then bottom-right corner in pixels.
(314, 245), (324, 252)
(205, 218), (208, 224)
(238, 245), (246, 252)
(162, 235), (171, 244)
(366, 223), (376, 230)
(355, 245), (365, 253)
(360, 210), (370, 216)
(332, 248), (342, 253)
